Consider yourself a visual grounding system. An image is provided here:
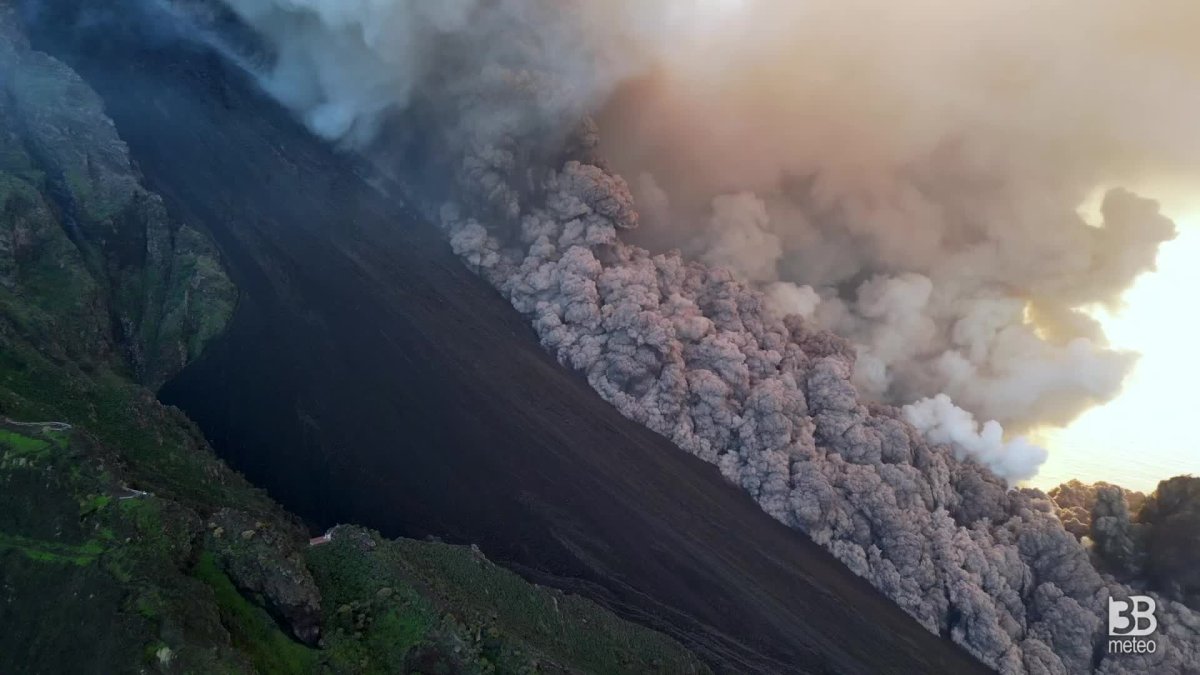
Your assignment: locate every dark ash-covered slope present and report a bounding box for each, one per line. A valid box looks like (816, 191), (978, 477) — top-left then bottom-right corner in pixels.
(25, 7), (988, 675)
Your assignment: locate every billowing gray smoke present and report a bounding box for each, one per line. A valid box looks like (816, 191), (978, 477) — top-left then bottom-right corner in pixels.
(203, 0), (1200, 672)
(598, 0), (1192, 440)
(1052, 477), (1200, 612)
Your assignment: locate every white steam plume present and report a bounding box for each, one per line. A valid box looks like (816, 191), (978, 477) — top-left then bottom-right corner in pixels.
(904, 394), (1048, 483)
(197, 0), (1200, 671)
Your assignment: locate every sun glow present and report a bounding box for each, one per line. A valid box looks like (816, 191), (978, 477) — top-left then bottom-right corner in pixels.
(1032, 183), (1200, 492)
(658, 0), (749, 33)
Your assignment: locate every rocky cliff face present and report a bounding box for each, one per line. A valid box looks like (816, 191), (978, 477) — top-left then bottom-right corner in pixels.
(0, 3), (235, 388)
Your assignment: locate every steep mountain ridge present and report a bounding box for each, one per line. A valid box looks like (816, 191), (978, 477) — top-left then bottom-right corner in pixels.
(0, 5), (710, 673)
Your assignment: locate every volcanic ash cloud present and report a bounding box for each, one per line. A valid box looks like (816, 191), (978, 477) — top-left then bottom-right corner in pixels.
(601, 0), (1192, 434)
(197, 1), (1200, 671)
(217, 0), (1197, 477)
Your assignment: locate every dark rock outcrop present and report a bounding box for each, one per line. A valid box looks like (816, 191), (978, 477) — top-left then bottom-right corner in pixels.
(205, 508), (323, 645)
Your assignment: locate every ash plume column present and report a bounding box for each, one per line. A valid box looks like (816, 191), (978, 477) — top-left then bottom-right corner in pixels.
(197, 0), (1200, 672)
(213, 0), (1196, 482)
(601, 0), (1190, 437)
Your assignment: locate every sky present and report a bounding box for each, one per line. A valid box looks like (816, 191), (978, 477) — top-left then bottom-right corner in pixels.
(1033, 184), (1200, 492)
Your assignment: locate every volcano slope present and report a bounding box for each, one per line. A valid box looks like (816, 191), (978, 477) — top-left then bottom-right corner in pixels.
(23, 6), (989, 675)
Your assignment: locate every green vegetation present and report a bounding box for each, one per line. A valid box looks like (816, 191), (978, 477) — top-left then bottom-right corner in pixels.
(194, 552), (322, 675)
(0, 428), (52, 460)
(0, 531), (103, 565)
(307, 529), (709, 675)
(393, 539), (701, 671)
